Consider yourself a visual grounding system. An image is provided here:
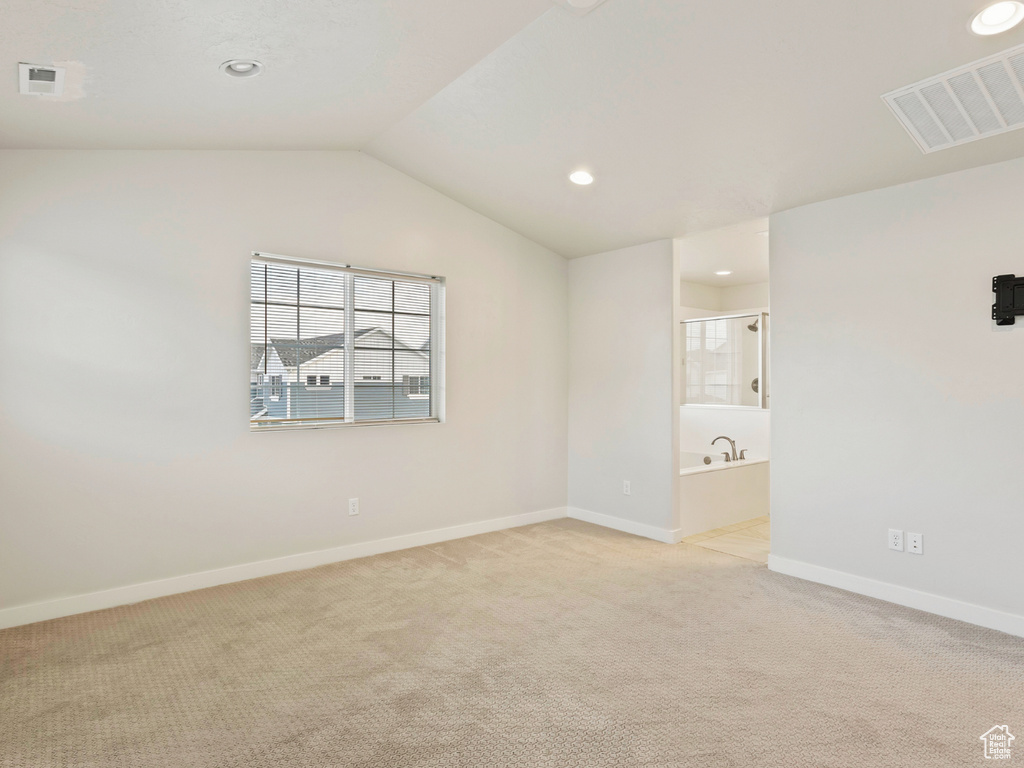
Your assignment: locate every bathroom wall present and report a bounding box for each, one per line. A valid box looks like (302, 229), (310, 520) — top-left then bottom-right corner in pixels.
(679, 407), (770, 459)
(678, 279), (769, 316)
(770, 154), (1024, 635)
(679, 280), (723, 313)
(721, 282), (769, 313)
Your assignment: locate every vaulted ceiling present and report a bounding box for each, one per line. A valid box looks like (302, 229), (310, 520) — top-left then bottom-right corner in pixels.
(5, 0), (1024, 257)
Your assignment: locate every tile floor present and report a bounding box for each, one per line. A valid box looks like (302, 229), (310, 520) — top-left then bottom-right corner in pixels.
(680, 516), (770, 563)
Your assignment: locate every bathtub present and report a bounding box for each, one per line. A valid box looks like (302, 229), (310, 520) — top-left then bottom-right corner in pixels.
(677, 451), (770, 536)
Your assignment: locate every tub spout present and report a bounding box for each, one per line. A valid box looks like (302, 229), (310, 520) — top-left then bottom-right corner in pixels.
(712, 436), (738, 461)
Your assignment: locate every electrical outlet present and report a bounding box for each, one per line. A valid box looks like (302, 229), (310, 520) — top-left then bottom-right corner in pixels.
(348, 498), (359, 516)
(907, 532), (923, 555)
(888, 529), (904, 552)
(622, 480), (631, 496)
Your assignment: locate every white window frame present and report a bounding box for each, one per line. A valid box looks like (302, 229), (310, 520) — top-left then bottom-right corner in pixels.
(250, 251), (445, 431)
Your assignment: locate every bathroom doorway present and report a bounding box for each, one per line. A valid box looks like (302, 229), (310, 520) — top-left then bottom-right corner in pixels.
(674, 218), (771, 561)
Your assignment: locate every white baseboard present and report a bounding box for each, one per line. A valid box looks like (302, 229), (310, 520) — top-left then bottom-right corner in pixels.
(768, 555), (1024, 639)
(0, 507), (568, 631)
(567, 507), (682, 544)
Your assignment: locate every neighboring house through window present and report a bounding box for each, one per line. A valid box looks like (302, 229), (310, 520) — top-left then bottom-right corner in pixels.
(250, 253), (444, 429)
(405, 375), (429, 396)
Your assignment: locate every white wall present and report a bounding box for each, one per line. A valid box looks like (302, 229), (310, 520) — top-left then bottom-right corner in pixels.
(679, 280), (722, 312)
(770, 155), (1024, 627)
(678, 280), (769, 317)
(0, 150), (568, 613)
(720, 282), (769, 313)
(568, 240), (677, 536)
(678, 408), (770, 459)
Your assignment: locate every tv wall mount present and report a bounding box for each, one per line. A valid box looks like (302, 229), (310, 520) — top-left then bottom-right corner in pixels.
(992, 274), (1024, 326)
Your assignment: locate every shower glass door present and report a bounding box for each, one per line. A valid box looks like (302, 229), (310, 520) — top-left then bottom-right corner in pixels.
(682, 312), (768, 408)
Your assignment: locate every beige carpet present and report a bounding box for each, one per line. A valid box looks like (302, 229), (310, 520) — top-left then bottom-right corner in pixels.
(2, 519), (1022, 767)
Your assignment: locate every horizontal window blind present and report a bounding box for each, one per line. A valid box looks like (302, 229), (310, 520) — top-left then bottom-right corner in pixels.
(250, 253), (443, 429)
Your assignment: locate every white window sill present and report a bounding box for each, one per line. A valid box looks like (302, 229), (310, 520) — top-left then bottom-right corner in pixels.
(251, 417), (440, 432)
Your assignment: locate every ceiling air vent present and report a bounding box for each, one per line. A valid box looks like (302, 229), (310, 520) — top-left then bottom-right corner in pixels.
(18, 63), (65, 96)
(883, 42), (1024, 153)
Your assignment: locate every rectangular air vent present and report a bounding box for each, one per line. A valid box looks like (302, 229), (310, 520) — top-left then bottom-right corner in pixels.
(883, 43), (1024, 153)
(18, 63), (65, 96)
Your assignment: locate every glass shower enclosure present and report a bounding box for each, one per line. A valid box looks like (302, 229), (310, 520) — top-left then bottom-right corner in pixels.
(681, 312), (769, 409)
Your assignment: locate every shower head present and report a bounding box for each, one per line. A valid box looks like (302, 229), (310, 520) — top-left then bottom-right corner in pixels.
(747, 319), (759, 332)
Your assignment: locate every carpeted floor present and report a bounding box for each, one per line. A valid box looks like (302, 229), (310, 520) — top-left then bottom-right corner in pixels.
(2, 519), (1022, 767)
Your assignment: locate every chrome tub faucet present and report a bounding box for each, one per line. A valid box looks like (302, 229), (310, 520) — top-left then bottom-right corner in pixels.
(712, 436), (739, 461)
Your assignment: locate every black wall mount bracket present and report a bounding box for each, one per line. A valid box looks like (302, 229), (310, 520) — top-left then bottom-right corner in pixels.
(992, 274), (1024, 326)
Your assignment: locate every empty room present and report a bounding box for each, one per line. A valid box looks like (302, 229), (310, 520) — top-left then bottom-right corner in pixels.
(3, 1), (1024, 765)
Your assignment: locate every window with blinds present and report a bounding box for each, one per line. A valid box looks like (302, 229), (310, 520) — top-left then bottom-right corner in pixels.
(250, 253), (443, 429)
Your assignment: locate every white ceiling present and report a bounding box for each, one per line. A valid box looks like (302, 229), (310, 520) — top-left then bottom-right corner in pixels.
(677, 218), (769, 288)
(0, 0), (552, 148)
(6, 1), (1024, 258)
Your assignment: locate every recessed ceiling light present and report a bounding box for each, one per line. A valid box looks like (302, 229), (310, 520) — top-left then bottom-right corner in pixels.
(569, 170), (594, 185)
(970, 1), (1024, 35)
(715, 270), (732, 276)
(220, 59), (264, 78)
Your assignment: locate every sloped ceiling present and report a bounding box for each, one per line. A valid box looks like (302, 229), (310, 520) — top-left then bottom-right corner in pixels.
(0, 0), (553, 148)
(5, 0), (1024, 257)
